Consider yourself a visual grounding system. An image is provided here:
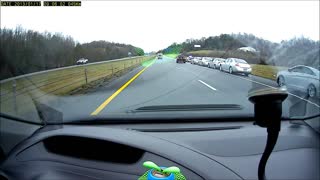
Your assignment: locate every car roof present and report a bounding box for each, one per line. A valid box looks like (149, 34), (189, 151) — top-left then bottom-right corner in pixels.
(293, 65), (320, 74)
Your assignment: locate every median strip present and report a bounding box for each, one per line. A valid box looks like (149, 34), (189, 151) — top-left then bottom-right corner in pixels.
(90, 60), (155, 115)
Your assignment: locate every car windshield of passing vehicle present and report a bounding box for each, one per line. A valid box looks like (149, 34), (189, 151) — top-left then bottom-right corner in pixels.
(0, 1), (319, 180)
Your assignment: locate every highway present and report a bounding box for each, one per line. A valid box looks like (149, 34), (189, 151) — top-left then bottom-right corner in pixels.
(46, 56), (319, 121)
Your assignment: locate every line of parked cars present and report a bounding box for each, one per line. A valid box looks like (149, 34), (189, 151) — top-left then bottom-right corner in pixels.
(188, 56), (319, 98)
(190, 56), (252, 76)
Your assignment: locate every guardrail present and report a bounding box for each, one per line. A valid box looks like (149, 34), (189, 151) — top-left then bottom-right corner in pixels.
(0, 56), (155, 117)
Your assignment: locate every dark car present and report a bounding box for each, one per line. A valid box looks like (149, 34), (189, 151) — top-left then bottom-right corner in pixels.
(176, 55), (186, 63)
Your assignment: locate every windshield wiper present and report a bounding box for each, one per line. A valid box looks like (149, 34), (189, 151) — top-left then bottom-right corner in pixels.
(133, 104), (243, 112)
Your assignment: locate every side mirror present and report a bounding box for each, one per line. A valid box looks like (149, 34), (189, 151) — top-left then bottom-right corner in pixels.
(288, 68), (292, 72)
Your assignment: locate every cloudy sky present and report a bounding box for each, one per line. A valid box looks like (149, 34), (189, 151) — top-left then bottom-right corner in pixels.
(1, 1), (319, 52)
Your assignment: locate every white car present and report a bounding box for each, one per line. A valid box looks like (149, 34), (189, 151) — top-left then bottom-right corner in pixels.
(191, 57), (201, 64)
(220, 58), (251, 76)
(199, 57), (212, 66)
(76, 58), (88, 65)
(277, 65), (320, 97)
(208, 58), (226, 69)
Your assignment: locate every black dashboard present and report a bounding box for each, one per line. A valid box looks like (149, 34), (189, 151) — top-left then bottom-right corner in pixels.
(1, 120), (319, 180)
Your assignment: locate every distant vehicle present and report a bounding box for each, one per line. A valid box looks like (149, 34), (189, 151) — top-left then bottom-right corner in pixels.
(238, 47), (257, 53)
(76, 58), (88, 65)
(199, 57), (212, 66)
(157, 53), (163, 59)
(208, 58), (226, 69)
(176, 55), (186, 63)
(220, 58), (251, 76)
(277, 65), (320, 97)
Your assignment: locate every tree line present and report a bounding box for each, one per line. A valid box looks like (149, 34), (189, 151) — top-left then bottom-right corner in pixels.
(163, 33), (319, 68)
(0, 27), (144, 80)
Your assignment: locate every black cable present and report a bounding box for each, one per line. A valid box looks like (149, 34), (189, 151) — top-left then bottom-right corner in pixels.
(258, 130), (279, 180)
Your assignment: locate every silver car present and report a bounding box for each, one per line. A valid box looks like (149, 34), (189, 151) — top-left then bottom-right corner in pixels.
(199, 57), (212, 66)
(277, 65), (320, 97)
(220, 58), (252, 76)
(208, 58), (225, 69)
(191, 57), (201, 64)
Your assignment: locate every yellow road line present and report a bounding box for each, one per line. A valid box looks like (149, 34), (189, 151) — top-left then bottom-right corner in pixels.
(91, 64), (152, 116)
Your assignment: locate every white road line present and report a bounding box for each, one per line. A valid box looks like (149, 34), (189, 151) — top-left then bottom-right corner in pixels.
(236, 75), (320, 108)
(198, 80), (217, 91)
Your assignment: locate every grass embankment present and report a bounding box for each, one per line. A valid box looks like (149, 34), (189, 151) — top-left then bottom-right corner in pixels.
(164, 54), (179, 59)
(251, 65), (288, 80)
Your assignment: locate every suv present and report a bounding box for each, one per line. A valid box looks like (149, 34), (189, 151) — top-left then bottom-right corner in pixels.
(176, 55), (186, 63)
(157, 53), (163, 59)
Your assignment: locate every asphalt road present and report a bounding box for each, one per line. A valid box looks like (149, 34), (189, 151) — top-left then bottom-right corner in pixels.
(46, 56), (319, 121)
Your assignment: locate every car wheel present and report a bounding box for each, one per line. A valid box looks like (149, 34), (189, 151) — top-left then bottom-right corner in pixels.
(229, 67), (233, 74)
(278, 76), (285, 87)
(308, 84), (316, 98)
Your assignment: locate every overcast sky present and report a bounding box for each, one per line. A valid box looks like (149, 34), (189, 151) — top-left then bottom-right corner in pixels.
(1, 1), (319, 52)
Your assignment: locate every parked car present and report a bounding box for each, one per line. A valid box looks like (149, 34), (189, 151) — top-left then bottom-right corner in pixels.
(277, 65), (320, 97)
(191, 57), (201, 64)
(220, 58), (251, 76)
(199, 57), (212, 66)
(208, 58), (226, 69)
(176, 55), (186, 63)
(76, 58), (88, 65)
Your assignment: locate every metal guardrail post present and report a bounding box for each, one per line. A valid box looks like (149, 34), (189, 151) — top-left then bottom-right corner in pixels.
(111, 64), (114, 76)
(84, 68), (88, 84)
(12, 80), (17, 113)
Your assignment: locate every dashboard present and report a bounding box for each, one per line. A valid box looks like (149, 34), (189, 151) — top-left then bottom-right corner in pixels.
(0, 120), (319, 180)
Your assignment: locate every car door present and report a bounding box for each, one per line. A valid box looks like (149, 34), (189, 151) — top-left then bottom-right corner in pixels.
(286, 66), (303, 90)
(298, 67), (316, 91)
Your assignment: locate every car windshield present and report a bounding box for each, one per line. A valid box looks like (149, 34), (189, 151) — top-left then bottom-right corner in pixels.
(0, 1), (319, 125)
(235, 59), (248, 64)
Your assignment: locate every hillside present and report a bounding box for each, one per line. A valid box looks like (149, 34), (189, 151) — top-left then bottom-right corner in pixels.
(0, 27), (144, 80)
(163, 33), (319, 68)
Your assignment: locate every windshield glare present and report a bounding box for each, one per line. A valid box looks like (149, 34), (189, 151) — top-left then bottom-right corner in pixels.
(0, 1), (319, 124)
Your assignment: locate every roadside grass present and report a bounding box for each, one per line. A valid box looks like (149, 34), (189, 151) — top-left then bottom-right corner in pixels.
(142, 58), (156, 67)
(164, 54), (179, 59)
(251, 64), (288, 81)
